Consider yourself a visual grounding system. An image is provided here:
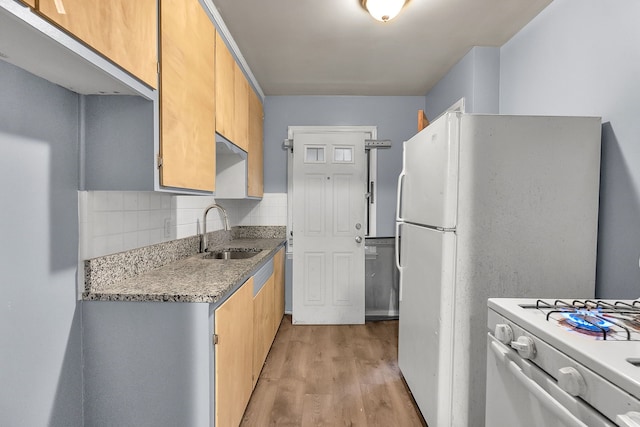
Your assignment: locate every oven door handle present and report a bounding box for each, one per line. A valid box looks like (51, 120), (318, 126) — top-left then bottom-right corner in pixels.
(489, 341), (589, 427)
(617, 412), (640, 427)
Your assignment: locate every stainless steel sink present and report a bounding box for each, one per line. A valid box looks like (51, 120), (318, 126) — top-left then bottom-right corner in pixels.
(202, 249), (262, 260)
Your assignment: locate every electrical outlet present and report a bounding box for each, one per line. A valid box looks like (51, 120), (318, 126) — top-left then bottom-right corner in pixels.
(164, 218), (171, 238)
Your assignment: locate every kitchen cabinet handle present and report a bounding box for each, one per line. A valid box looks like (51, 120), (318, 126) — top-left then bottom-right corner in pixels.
(489, 339), (588, 427)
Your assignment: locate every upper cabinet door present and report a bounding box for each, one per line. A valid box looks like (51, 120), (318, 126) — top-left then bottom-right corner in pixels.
(159, 0), (216, 192)
(37, 0), (158, 88)
(248, 89), (264, 198)
(234, 66), (249, 152)
(215, 32), (236, 143)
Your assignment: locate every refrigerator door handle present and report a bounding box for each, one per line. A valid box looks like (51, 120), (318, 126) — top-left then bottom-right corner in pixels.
(396, 170), (406, 222)
(395, 222), (403, 270)
(395, 221), (403, 301)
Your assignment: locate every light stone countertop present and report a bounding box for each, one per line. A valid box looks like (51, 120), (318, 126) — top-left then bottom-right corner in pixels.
(83, 226), (286, 304)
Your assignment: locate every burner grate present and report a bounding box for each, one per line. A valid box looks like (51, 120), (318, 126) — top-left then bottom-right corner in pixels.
(529, 299), (640, 341)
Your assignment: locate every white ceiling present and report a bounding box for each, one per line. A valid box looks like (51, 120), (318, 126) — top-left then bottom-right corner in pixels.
(211, 0), (552, 96)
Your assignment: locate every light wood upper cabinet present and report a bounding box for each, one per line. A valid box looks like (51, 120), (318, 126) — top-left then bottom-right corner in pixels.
(215, 278), (254, 427)
(159, 0), (216, 192)
(215, 34), (251, 153)
(215, 32), (235, 143)
(37, 0), (157, 88)
(20, 0), (35, 8)
(213, 32), (263, 198)
(248, 88), (264, 198)
(234, 66), (250, 152)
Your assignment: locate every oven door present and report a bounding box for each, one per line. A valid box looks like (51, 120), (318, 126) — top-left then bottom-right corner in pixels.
(486, 334), (615, 427)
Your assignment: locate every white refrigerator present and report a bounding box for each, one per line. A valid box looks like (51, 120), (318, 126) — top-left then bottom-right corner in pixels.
(394, 112), (601, 427)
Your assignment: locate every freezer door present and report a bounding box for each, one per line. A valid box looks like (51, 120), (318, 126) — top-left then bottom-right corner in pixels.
(399, 112), (459, 228)
(398, 223), (456, 426)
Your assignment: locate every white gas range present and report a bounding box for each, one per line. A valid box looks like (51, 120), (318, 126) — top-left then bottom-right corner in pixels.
(486, 298), (640, 427)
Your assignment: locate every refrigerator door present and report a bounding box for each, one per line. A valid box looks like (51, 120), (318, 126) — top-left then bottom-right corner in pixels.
(398, 112), (460, 229)
(398, 222), (456, 426)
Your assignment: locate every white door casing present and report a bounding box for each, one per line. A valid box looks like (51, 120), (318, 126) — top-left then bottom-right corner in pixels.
(292, 132), (367, 324)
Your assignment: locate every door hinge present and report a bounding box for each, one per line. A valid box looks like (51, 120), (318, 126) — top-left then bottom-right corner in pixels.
(157, 154), (163, 168)
(212, 334), (219, 345)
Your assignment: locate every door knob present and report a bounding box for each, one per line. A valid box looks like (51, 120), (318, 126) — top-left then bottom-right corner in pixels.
(355, 236), (363, 243)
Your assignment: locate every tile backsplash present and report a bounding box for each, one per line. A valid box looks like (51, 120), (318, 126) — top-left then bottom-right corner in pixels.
(79, 191), (287, 259)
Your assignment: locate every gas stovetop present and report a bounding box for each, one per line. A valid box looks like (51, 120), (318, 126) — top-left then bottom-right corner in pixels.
(521, 299), (640, 341)
(488, 298), (640, 401)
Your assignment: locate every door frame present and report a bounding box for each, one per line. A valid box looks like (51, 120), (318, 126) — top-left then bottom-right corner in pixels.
(286, 125), (378, 254)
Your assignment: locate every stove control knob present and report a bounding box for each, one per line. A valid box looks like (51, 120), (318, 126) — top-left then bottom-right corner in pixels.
(510, 336), (536, 359)
(557, 367), (586, 397)
(494, 324), (513, 345)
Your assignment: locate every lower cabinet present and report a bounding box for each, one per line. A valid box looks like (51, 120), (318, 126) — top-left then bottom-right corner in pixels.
(214, 248), (285, 426)
(215, 277), (254, 427)
(273, 247), (285, 334)
(82, 247), (286, 427)
(253, 274), (275, 387)
(82, 301), (213, 427)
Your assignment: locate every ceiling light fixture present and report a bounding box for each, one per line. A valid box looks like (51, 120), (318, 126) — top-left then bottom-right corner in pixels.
(361, 0), (408, 22)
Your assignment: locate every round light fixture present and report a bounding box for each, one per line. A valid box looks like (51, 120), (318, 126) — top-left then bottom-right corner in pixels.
(361, 0), (408, 22)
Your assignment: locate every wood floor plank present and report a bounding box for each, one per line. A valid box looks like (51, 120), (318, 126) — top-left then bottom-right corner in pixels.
(240, 378), (278, 427)
(239, 316), (425, 427)
(275, 315), (294, 340)
(280, 339), (312, 381)
(268, 377), (306, 426)
(330, 357), (368, 426)
(260, 325), (292, 379)
(300, 394), (333, 427)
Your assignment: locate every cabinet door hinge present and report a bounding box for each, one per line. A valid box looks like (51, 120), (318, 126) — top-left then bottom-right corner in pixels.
(212, 334), (219, 345)
(157, 154), (163, 168)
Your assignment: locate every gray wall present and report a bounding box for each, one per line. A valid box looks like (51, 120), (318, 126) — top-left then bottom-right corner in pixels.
(498, 0), (640, 298)
(0, 61), (82, 426)
(424, 46), (500, 118)
(264, 95), (425, 237)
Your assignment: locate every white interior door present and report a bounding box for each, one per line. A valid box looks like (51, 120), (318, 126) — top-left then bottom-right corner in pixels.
(292, 132), (366, 324)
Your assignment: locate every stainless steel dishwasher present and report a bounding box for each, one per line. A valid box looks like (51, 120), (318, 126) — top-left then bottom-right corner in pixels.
(365, 237), (399, 320)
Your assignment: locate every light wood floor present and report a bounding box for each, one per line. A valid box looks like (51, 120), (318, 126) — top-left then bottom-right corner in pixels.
(240, 315), (426, 427)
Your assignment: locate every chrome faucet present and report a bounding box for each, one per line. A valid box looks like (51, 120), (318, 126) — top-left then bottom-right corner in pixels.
(201, 203), (230, 252)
